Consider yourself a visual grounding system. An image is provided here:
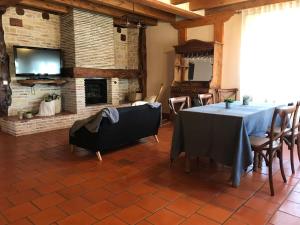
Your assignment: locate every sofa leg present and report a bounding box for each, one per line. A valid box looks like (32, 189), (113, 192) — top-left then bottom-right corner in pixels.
(96, 151), (102, 161)
(154, 135), (159, 143)
(70, 144), (74, 152)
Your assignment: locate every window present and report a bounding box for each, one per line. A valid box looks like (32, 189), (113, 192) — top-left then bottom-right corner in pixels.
(240, 1), (300, 104)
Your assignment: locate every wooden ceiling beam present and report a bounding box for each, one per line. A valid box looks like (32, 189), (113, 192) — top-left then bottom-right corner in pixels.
(172, 11), (234, 29)
(88, 0), (175, 22)
(170, 0), (190, 4)
(131, 0), (202, 19)
(189, 0), (250, 11)
(0, 0), (20, 6)
(47, 0), (128, 17)
(113, 16), (158, 27)
(18, 0), (69, 14)
(206, 0), (292, 15)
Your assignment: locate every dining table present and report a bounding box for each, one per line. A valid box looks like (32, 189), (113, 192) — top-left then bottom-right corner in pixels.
(170, 101), (278, 187)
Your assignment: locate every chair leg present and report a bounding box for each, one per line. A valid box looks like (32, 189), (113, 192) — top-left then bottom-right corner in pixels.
(297, 137), (300, 162)
(258, 154), (263, 168)
(185, 153), (191, 173)
(96, 151), (102, 161)
(268, 155), (275, 196)
(154, 135), (159, 143)
(253, 152), (258, 172)
(279, 149), (287, 183)
(70, 144), (74, 152)
(290, 143), (295, 174)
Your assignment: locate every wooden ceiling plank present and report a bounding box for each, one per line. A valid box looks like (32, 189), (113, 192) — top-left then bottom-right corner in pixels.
(171, 0), (190, 4)
(172, 11), (234, 29)
(206, 0), (292, 14)
(47, 0), (128, 17)
(131, 0), (202, 19)
(0, 0), (20, 6)
(189, 0), (250, 11)
(89, 0), (175, 22)
(19, 0), (69, 14)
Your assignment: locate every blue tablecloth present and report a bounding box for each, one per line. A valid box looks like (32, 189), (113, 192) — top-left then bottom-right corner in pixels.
(171, 102), (277, 187)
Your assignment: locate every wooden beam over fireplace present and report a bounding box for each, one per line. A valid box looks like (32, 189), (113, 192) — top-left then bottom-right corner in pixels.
(61, 68), (140, 79)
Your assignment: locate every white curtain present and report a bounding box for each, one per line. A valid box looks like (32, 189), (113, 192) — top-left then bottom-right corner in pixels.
(240, 1), (300, 104)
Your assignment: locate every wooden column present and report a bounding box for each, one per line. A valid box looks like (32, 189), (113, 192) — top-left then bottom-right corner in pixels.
(0, 7), (11, 116)
(178, 28), (187, 45)
(210, 21), (224, 89)
(138, 27), (147, 99)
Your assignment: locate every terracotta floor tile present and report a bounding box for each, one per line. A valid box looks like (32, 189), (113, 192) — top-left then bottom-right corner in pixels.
(181, 214), (219, 225)
(245, 196), (279, 215)
(146, 209), (184, 225)
(279, 200), (300, 217)
(84, 200), (118, 220)
(136, 194), (168, 212)
(3, 202), (40, 222)
(166, 197), (200, 217)
(155, 188), (182, 201)
(136, 220), (153, 225)
(35, 182), (65, 195)
(211, 193), (245, 211)
(2, 124), (300, 225)
(0, 197), (13, 211)
(128, 183), (157, 196)
(58, 211), (96, 225)
(28, 206), (67, 225)
(33, 193), (66, 210)
(82, 188), (113, 204)
(198, 203), (232, 223)
(93, 215), (127, 225)
(223, 218), (248, 225)
(57, 196), (92, 215)
(8, 189), (41, 205)
(287, 191), (300, 204)
(115, 205), (150, 224)
(9, 218), (33, 225)
(233, 206), (271, 225)
(270, 211), (300, 225)
(108, 191), (140, 208)
(57, 185), (86, 200)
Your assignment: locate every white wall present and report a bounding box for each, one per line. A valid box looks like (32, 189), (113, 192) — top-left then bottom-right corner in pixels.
(222, 14), (242, 90)
(146, 22), (178, 113)
(187, 25), (214, 42)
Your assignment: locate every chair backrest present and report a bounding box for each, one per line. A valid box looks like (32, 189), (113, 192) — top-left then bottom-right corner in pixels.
(198, 93), (215, 106)
(290, 101), (300, 137)
(168, 96), (191, 115)
(269, 106), (297, 148)
(216, 88), (238, 102)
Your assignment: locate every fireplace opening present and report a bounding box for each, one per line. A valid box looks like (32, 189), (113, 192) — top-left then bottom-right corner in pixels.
(85, 79), (107, 106)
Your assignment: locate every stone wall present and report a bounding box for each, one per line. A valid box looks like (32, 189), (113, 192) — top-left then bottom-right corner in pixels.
(3, 7), (61, 116)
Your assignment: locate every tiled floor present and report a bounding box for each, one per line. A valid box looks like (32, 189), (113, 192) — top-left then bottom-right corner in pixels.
(0, 123), (300, 225)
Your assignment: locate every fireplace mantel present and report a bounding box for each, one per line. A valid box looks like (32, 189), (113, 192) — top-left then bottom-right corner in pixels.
(61, 67), (140, 79)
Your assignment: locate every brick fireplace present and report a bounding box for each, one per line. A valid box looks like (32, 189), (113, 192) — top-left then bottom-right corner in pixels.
(0, 8), (140, 136)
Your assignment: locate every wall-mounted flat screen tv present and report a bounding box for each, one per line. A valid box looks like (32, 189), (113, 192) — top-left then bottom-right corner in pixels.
(14, 46), (62, 77)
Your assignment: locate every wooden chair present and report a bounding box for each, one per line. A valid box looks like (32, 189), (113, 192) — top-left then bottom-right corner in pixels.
(168, 96), (191, 116)
(216, 88), (238, 102)
(250, 106), (295, 196)
(283, 101), (300, 174)
(198, 93), (215, 106)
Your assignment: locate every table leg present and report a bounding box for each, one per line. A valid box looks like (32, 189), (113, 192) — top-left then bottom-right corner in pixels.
(185, 153), (191, 173)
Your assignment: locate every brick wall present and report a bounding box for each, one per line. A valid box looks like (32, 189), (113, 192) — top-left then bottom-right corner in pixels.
(3, 7), (61, 116)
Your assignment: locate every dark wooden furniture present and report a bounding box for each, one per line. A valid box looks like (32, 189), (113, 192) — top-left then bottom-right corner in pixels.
(216, 88), (238, 102)
(171, 39), (222, 105)
(283, 101), (300, 174)
(168, 96), (191, 117)
(17, 79), (67, 87)
(250, 106), (295, 196)
(198, 93), (215, 105)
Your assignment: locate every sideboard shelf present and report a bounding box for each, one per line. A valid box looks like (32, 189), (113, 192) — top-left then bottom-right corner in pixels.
(17, 79), (67, 87)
